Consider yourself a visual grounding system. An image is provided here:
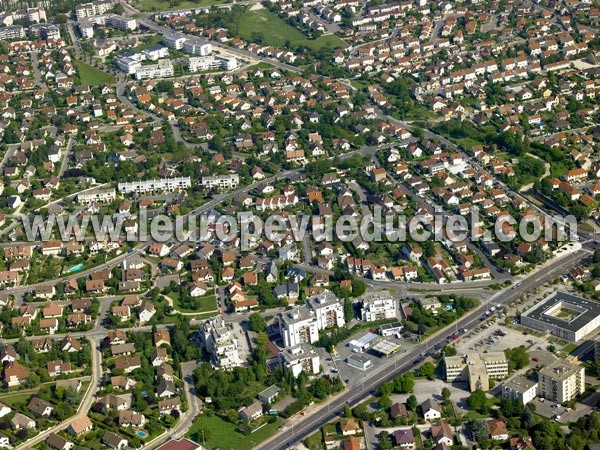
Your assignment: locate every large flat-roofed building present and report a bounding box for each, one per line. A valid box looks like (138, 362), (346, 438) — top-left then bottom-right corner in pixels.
(280, 344), (320, 377)
(279, 307), (319, 347)
(500, 375), (538, 405)
(306, 290), (345, 330)
(444, 352), (509, 392)
(538, 360), (585, 403)
(521, 291), (600, 342)
(118, 177), (191, 195)
(360, 291), (397, 321)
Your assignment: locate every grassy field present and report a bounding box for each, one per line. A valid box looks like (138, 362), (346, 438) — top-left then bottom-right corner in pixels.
(167, 292), (218, 314)
(135, 0), (223, 12)
(238, 8), (345, 50)
(74, 60), (115, 85)
(133, 35), (164, 52)
(187, 414), (283, 450)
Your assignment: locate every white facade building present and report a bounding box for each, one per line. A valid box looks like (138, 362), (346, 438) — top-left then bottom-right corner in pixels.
(118, 177), (191, 195)
(360, 291), (396, 321)
(307, 290), (345, 330)
(279, 307), (319, 347)
(280, 344), (320, 377)
(200, 174), (239, 190)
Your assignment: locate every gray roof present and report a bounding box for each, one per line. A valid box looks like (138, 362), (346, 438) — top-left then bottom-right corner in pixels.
(522, 291), (600, 333)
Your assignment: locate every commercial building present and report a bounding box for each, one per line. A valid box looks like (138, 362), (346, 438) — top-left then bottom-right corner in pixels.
(346, 354), (372, 371)
(118, 177), (191, 195)
(200, 174), (239, 190)
(444, 352), (509, 392)
(77, 188), (116, 204)
(279, 307), (319, 347)
(348, 332), (379, 353)
(360, 291), (396, 321)
(306, 290), (345, 329)
(500, 376), (538, 405)
(280, 344), (320, 377)
(521, 291), (600, 342)
(538, 360), (585, 403)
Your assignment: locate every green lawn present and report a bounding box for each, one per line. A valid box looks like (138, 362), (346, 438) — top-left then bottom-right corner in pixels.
(135, 0), (223, 12)
(168, 292), (218, 314)
(74, 60), (115, 85)
(0, 392), (33, 407)
(187, 414), (283, 450)
(133, 35), (164, 52)
(238, 8), (345, 50)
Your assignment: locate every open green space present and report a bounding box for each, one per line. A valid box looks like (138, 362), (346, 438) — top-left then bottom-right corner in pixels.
(74, 60), (115, 85)
(133, 35), (164, 51)
(167, 292), (218, 314)
(238, 8), (345, 50)
(187, 414), (283, 450)
(135, 0), (223, 12)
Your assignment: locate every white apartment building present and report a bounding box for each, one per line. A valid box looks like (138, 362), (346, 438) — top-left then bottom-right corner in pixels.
(187, 55), (238, 72)
(200, 174), (239, 190)
(444, 352), (509, 392)
(279, 307), (319, 347)
(306, 290), (345, 330)
(280, 344), (320, 377)
(187, 56), (220, 72)
(202, 317), (243, 370)
(77, 188), (116, 204)
(118, 177), (191, 195)
(163, 34), (187, 50)
(360, 291), (396, 321)
(501, 376), (538, 405)
(75, 0), (115, 19)
(107, 15), (137, 30)
(183, 39), (212, 56)
(135, 59), (174, 80)
(538, 360), (585, 403)
(26, 7), (47, 23)
(0, 25), (25, 40)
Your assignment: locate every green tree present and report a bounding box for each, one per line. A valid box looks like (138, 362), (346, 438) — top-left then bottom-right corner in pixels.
(505, 346), (530, 370)
(343, 298), (354, 322)
(343, 404), (352, 418)
(406, 394), (417, 412)
(248, 312), (266, 333)
(441, 387), (451, 400)
(418, 362), (436, 380)
(378, 395), (392, 410)
(469, 419), (490, 442)
(467, 389), (488, 413)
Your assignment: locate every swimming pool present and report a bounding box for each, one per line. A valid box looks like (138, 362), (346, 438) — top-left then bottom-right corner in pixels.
(68, 263), (85, 273)
(136, 431), (148, 438)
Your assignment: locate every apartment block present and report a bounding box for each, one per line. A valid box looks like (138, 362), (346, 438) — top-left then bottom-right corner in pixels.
(118, 177), (191, 195)
(77, 188), (116, 204)
(306, 290), (345, 329)
(360, 291), (397, 321)
(538, 360), (585, 403)
(200, 174), (239, 190)
(280, 344), (320, 377)
(279, 307), (319, 347)
(202, 317), (243, 370)
(500, 375), (538, 405)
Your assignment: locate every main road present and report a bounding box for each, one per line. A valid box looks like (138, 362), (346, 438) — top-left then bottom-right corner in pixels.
(258, 243), (592, 450)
